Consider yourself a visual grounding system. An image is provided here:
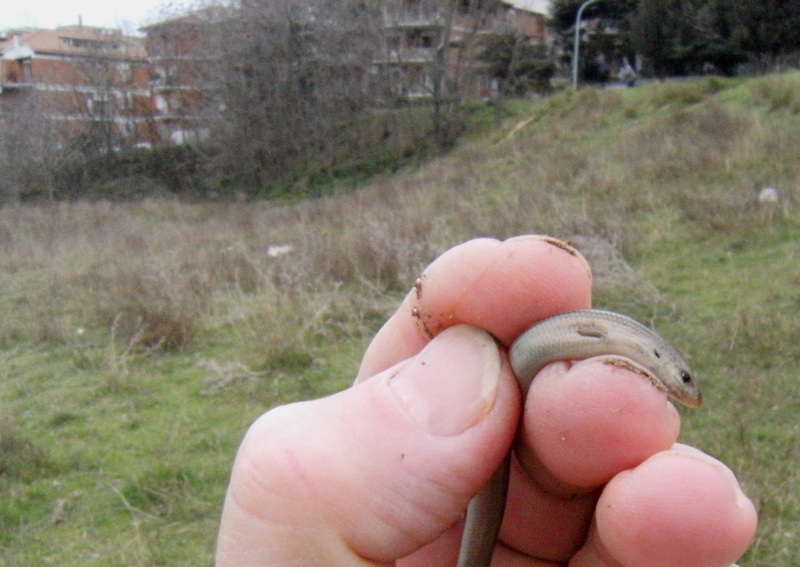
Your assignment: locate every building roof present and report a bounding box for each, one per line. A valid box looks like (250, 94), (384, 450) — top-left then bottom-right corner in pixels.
(139, 6), (232, 32)
(503, 0), (551, 16)
(0, 25), (147, 60)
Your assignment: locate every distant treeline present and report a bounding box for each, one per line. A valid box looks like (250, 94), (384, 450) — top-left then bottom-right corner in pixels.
(552, 0), (800, 78)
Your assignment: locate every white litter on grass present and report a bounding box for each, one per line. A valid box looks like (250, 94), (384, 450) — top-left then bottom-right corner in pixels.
(758, 186), (779, 203)
(267, 244), (294, 258)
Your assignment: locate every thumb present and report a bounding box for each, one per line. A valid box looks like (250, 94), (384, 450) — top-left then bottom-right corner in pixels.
(216, 325), (520, 567)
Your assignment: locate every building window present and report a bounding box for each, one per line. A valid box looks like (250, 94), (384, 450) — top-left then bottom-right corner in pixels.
(87, 96), (110, 117)
(117, 62), (131, 82)
(155, 94), (169, 113)
(22, 59), (33, 82)
(152, 66), (167, 86)
(408, 30), (436, 49)
(119, 91), (133, 110)
(457, 0), (494, 14)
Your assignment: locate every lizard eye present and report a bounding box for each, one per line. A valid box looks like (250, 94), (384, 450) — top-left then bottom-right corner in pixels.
(680, 370), (693, 384)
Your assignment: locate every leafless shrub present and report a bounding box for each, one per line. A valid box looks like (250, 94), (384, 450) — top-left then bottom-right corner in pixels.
(43, 498), (69, 528)
(0, 418), (53, 480)
(83, 265), (205, 350)
(750, 74), (800, 113)
(204, 0), (382, 190)
(568, 234), (670, 317)
(648, 80), (710, 107)
(197, 360), (265, 395)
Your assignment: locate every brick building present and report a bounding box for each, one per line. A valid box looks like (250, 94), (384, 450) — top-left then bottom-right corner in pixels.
(139, 11), (219, 145)
(0, 1), (552, 152)
(0, 24), (153, 149)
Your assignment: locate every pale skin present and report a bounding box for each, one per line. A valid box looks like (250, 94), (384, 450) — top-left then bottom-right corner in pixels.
(216, 235), (757, 567)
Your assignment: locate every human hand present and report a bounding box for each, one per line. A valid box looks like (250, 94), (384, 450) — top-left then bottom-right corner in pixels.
(216, 236), (757, 566)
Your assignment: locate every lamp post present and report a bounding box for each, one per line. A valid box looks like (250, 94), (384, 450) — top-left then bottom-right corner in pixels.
(572, 0), (600, 89)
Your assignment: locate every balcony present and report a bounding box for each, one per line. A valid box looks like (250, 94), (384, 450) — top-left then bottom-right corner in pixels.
(383, 2), (445, 28)
(375, 47), (438, 65)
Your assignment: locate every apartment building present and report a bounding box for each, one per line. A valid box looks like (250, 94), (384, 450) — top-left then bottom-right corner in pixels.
(0, 24), (153, 148)
(140, 11), (218, 145)
(0, 1), (552, 151)
(375, 0), (551, 100)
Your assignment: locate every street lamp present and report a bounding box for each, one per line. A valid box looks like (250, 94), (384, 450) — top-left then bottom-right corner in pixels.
(572, 0), (600, 89)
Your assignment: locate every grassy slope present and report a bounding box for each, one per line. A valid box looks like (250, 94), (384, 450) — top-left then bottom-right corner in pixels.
(2, 73), (799, 565)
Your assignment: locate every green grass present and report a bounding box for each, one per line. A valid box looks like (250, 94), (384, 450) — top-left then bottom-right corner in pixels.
(2, 72), (800, 565)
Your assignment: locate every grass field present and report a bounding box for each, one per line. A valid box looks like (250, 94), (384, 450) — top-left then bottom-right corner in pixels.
(1, 73), (799, 566)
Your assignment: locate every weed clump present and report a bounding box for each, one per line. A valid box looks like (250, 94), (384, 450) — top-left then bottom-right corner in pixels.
(648, 77), (729, 107)
(750, 72), (800, 113)
(0, 419), (55, 481)
(119, 463), (197, 517)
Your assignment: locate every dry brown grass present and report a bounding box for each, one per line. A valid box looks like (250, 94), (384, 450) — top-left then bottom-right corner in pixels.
(0, 195), (457, 360)
(1, 77), (798, 357)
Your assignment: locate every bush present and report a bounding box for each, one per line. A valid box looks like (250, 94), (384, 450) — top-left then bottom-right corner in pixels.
(750, 73), (800, 113)
(0, 419), (55, 481)
(51, 145), (212, 200)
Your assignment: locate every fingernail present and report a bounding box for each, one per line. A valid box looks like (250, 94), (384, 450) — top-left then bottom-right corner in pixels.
(389, 325), (501, 437)
(507, 235), (593, 280)
(537, 235), (592, 277)
(670, 445), (756, 511)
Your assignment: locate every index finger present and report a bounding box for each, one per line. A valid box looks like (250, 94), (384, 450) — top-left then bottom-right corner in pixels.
(357, 235), (592, 381)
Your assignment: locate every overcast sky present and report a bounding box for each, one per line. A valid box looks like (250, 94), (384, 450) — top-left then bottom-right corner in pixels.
(4, 0), (550, 34)
(2, 0), (194, 32)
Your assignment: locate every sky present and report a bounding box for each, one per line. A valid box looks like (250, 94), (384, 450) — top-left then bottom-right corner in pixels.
(3, 0), (551, 34)
(2, 0), (195, 33)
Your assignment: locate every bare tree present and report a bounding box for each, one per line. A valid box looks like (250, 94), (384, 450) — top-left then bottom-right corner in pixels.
(148, 0), (518, 193)
(0, 92), (65, 200)
(375, 0), (504, 149)
(203, 0), (383, 190)
(436, 0), (505, 146)
(1, 27), (153, 199)
(66, 32), (151, 157)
